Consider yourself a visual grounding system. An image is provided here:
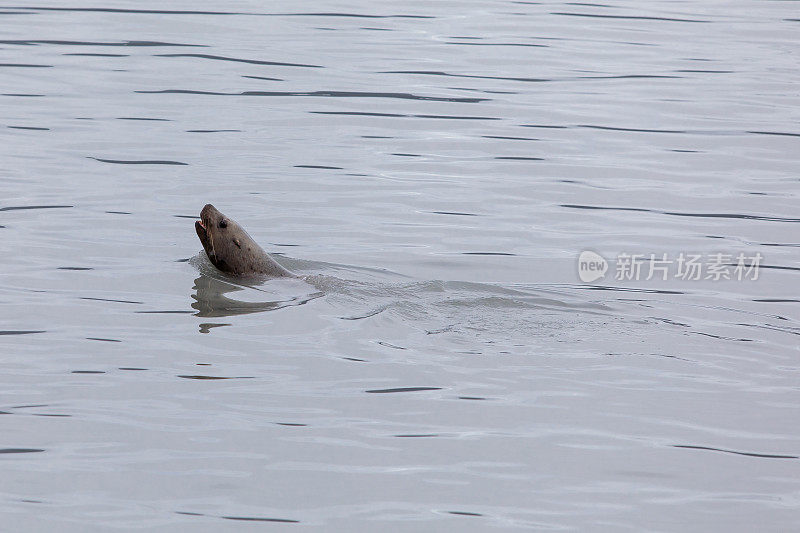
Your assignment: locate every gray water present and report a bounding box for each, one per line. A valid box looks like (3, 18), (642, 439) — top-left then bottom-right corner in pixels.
(2, 1), (799, 531)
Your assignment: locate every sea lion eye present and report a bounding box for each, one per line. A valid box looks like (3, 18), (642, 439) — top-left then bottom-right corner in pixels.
(219, 219), (227, 229)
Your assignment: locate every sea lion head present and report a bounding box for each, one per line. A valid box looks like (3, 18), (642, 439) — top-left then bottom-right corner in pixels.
(195, 203), (295, 278)
(195, 203), (258, 275)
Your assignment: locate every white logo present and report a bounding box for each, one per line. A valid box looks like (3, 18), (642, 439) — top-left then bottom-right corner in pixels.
(578, 251), (608, 282)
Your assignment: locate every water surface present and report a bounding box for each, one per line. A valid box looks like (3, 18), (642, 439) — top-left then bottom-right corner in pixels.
(1, 1), (799, 531)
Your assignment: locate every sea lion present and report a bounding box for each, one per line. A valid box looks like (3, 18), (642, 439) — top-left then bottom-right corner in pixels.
(195, 204), (294, 278)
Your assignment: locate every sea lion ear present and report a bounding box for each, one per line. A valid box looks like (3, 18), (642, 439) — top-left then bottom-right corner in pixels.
(233, 238), (241, 248)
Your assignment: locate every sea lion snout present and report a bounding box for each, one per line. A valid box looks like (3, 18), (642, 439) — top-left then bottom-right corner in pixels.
(198, 203), (229, 238)
(196, 204), (223, 264)
(200, 203), (221, 226)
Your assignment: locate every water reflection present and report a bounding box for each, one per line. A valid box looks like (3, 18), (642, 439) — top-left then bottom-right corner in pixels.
(190, 274), (322, 320)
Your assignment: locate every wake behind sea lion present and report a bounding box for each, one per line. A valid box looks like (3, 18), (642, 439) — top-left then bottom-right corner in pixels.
(195, 204), (294, 278)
